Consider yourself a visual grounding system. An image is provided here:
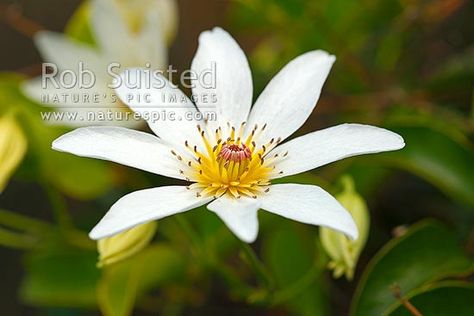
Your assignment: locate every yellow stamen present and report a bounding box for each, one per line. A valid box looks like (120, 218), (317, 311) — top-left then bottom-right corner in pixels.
(172, 122), (286, 199)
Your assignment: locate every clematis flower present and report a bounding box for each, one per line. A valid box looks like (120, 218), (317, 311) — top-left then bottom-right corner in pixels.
(22, 0), (177, 126)
(52, 27), (404, 243)
(0, 112), (27, 192)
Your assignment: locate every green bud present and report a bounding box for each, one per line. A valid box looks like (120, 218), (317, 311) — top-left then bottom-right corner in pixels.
(97, 221), (157, 267)
(320, 176), (369, 280)
(0, 112), (27, 192)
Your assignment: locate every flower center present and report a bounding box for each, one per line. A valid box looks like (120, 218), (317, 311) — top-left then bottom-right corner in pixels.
(218, 143), (251, 163)
(171, 122), (287, 199)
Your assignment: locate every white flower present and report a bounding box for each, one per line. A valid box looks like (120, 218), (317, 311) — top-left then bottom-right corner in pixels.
(22, 0), (176, 126)
(52, 27), (405, 243)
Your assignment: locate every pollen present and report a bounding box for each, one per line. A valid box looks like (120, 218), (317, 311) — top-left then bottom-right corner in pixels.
(171, 122), (288, 199)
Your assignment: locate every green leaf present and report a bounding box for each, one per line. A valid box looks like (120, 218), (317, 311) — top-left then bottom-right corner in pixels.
(262, 222), (327, 316)
(22, 110), (115, 200)
(44, 148), (114, 200)
(97, 244), (185, 316)
(350, 221), (473, 316)
(427, 47), (474, 94)
(390, 282), (474, 316)
(0, 72), (33, 114)
(0, 73), (114, 200)
(20, 248), (100, 308)
(0, 73), (113, 199)
(382, 125), (474, 207)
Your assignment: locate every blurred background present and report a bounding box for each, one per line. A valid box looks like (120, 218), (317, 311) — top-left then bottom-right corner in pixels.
(0, 0), (473, 315)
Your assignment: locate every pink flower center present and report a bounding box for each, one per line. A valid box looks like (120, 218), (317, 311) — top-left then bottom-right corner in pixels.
(218, 143), (252, 162)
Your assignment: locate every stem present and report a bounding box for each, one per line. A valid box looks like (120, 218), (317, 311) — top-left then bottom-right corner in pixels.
(270, 258), (322, 305)
(0, 4), (44, 38)
(0, 208), (51, 233)
(0, 208), (94, 250)
(66, 229), (96, 250)
(0, 227), (39, 249)
(239, 242), (275, 290)
(392, 284), (423, 316)
(271, 239), (328, 306)
(43, 182), (73, 232)
(173, 215), (255, 299)
(174, 214), (203, 255)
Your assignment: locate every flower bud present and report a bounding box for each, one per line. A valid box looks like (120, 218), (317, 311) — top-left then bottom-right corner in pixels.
(97, 221), (157, 267)
(320, 176), (369, 280)
(0, 113), (27, 192)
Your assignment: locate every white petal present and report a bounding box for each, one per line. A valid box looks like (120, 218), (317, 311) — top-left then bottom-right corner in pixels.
(22, 77), (50, 106)
(246, 50), (335, 145)
(271, 124), (405, 179)
(136, 10), (167, 69)
(34, 31), (103, 70)
(90, 186), (212, 239)
(155, 0), (179, 43)
(113, 0), (178, 44)
(191, 27), (253, 128)
(115, 68), (202, 148)
(91, 0), (131, 57)
(260, 184), (358, 240)
(22, 76), (109, 107)
(52, 126), (183, 179)
(207, 196), (260, 243)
